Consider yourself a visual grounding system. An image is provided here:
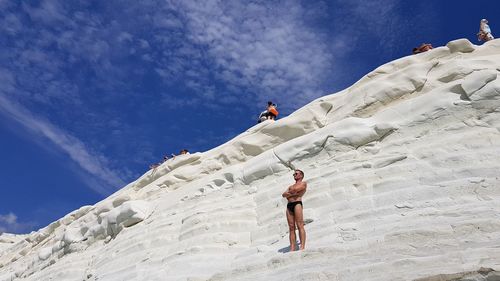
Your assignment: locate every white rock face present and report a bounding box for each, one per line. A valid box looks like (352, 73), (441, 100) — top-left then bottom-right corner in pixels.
(446, 38), (476, 53)
(1, 38), (500, 281)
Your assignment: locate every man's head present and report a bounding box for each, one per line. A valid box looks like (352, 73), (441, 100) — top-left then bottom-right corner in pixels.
(293, 169), (304, 180)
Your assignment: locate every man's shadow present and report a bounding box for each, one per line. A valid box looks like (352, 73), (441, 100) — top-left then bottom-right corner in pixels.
(278, 246), (291, 253)
(278, 242), (300, 253)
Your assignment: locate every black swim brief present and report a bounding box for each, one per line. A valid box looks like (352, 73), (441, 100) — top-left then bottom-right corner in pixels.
(287, 201), (303, 214)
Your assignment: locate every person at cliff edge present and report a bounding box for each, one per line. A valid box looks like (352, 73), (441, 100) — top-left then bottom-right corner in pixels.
(478, 19), (494, 42)
(282, 169), (307, 251)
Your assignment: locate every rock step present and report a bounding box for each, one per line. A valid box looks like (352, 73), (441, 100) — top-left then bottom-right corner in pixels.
(179, 222), (255, 241)
(22, 256), (92, 281)
(207, 243), (500, 281)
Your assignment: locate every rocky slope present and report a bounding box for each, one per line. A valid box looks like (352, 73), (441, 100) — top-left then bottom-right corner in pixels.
(1, 38), (499, 281)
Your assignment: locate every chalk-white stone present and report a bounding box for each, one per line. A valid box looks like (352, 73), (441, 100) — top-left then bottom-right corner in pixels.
(447, 38), (475, 53)
(461, 69), (497, 97)
(1, 38), (500, 281)
(112, 195), (131, 207)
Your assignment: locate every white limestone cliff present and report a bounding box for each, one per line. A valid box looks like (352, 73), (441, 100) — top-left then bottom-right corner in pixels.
(1, 38), (499, 281)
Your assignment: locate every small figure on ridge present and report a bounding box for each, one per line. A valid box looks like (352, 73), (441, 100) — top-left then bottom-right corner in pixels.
(171, 149), (190, 160)
(267, 101), (279, 121)
(257, 101), (279, 123)
(412, 43), (433, 54)
(478, 19), (494, 42)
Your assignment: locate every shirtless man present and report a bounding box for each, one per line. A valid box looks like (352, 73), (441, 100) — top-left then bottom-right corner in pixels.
(281, 169), (307, 251)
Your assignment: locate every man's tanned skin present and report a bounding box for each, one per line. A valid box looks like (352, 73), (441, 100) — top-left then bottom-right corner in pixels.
(282, 169), (307, 251)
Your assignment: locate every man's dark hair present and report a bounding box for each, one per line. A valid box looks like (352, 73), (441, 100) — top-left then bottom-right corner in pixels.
(295, 169), (304, 177)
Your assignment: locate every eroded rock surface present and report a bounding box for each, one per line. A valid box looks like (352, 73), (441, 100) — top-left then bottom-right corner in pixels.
(1, 38), (499, 281)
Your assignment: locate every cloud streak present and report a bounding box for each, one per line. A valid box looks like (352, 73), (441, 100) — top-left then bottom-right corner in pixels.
(0, 94), (125, 195)
(0, 212), (35, 234)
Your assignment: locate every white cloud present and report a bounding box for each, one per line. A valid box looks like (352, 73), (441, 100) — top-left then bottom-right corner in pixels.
(0, 94), (126, 195)
(331, 0), (427, 53)
(0, 212), (35, 234)
(149, 0), (336, 111)
(9, 0), (337, 112)
(0, 68), (15, 92)
(1, 13), (23, 35)
(0, 0), (12, 9)
(0, 213), (16, 225)
(22, 0), (67, 25)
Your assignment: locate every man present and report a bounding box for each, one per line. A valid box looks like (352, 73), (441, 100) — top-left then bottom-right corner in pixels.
(282, 169), (307, 251)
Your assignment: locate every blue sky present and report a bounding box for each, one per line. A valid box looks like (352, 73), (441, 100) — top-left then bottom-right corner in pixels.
(0, 0), (497, 234)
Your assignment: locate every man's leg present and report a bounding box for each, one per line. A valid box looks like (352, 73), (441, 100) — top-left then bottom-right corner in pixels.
(286, 209), (297, 251)
(294, 204), (306, 250)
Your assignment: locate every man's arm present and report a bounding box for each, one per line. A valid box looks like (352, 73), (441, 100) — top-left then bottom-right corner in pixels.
(282, 182), (307, 198)
(282, 188), (298, 198)
(282, 189), (292, 198)
(289, 182), (307, 195)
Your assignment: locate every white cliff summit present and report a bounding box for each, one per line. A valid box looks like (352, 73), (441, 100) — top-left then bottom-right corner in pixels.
(1, 38), (500, 281)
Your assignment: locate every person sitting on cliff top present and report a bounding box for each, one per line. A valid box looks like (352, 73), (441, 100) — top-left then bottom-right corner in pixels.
(257, 101), (279, 123)
(478, 19), (494, 42)
(412, 43), (433, 54)
(171, 149), (190, 160)
(267, 101), (279, 121)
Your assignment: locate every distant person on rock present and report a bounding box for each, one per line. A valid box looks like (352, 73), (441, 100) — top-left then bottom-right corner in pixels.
(281, 169), (307, 251)
(412, 43), (433, 54)
(171, 149), (190, 160)
(149, 163), (160, 169)
(149, 155), (169, 169)
(257, 101), (279, 123)
(478, 19), (494, 42)
(267, 101), (278, 121)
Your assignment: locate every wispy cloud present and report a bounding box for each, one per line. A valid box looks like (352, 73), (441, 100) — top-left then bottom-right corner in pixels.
(157, 0), (335, 111)
(331, 0), (439, 55)
(0, 212), (35, 234)
(0, 94), (125, 195)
